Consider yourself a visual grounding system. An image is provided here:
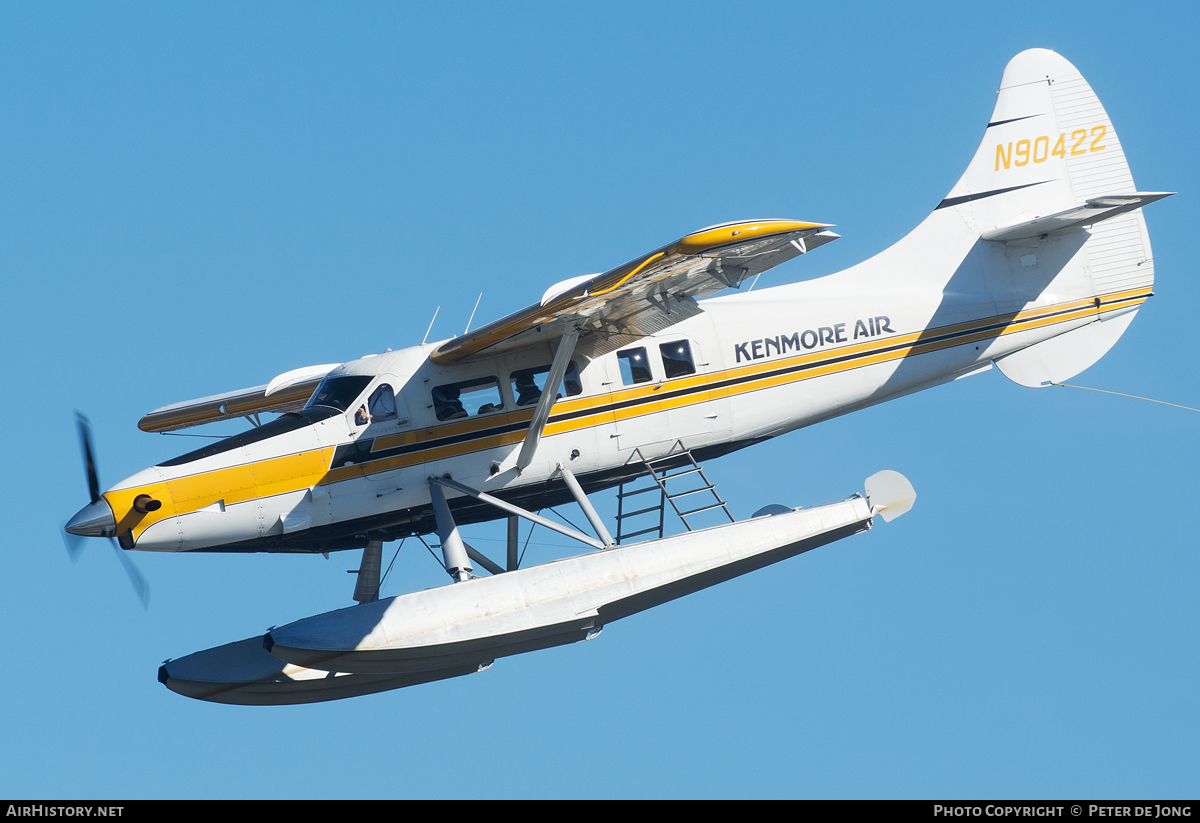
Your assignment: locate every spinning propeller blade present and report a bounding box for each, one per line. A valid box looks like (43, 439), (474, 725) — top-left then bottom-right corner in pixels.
(65, 411), (151, 609)
(109, 537), (151, 608)
(77, 411), (101, 504)
(61, 524), (85, 562)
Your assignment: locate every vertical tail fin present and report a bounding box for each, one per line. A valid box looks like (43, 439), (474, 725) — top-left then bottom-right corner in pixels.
(936, 50), (1171, 388)
(844, 50), (1169, 388)
(945, 48), (1157, 297)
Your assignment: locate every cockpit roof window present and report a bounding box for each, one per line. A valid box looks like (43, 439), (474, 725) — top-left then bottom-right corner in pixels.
(304, 375), (373, 413)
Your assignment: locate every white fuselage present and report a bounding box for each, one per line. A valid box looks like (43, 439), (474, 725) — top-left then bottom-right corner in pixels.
(111, 208), (1144, 554)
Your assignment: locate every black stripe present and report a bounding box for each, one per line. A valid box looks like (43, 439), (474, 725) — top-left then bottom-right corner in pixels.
(935, 181), (1049, 211)
(986, 114), (1042, 129)
(334, 418), (533, 466)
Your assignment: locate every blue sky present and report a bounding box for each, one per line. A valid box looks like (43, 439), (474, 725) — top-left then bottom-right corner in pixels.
(2, 1), (1196, 799)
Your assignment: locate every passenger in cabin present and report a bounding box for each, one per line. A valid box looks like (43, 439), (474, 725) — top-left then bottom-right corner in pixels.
(354, 405), (369, 426)
(432, 386), (468, 421)
(564, 366), (582, 397)
(514, 373), (541, 406)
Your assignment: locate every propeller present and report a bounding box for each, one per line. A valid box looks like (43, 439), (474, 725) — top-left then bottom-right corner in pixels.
(79, 411), (101, 504)
(63, 412), (151, 609)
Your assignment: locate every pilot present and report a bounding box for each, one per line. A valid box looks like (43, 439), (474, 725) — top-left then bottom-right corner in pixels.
(368, 385), (397, 421)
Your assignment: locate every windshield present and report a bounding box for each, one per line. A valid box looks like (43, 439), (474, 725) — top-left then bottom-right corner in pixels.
(304, 375), (372, 413)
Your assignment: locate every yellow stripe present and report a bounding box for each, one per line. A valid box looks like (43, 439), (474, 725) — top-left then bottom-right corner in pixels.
(108, 447), (338, 542)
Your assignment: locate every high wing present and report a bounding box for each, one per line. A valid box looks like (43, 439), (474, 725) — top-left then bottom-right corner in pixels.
(432, 219), (838, 364)
(137, 363), (341, 432)
(138, 220), (835, 432)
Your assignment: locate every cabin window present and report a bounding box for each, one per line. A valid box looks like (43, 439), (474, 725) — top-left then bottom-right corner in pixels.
(305, 375), (372, 413)
(659, 340), (696, 379)
(510, 361), (582, 407)
(432, 376), (503, 421)
(617, 347), (653, 386)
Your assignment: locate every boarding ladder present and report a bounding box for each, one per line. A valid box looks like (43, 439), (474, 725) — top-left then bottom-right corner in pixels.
(614, 442), (734, 544)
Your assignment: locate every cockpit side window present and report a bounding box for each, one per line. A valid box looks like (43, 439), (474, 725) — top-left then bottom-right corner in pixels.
(305, 375), (373, 413)
(367, 384), (397, 421)
(510, 361), (582, 407)
(617, 347), (653, 386)
(432, 376), (503, 421)
(659, 340), (696, 379)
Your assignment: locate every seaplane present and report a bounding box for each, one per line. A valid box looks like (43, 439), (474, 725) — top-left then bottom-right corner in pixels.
(64, 49), (1170, 704)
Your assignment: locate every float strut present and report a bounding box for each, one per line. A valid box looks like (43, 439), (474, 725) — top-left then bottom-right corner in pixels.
(352, 539), (384, 603)
(558, 465), (614, 547)
(430, 475), (604, 550)
(507, 515), (519, 571)
(428, 480), (473, 582)
(462, 541), (506, 576)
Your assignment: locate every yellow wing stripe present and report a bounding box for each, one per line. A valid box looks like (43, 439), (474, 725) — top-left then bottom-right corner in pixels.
(587, 251), (666, 297)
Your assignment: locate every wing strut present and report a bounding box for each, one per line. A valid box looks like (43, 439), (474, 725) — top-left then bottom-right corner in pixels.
(515, 324), (579, 471)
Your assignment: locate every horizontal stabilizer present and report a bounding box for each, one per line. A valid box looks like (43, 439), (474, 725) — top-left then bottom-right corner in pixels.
(981, 192), (1173, 243)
